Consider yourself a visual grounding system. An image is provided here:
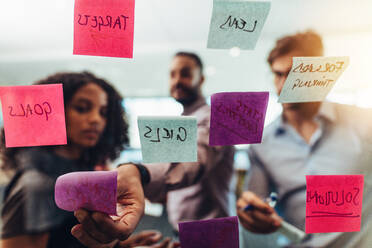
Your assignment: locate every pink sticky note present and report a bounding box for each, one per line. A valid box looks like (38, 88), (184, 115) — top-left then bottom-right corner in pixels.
(73, 0), (135, 58)
(55, 171), (118, 215)
(178, 216), (239, 248)
(306, 175), (364, 233)
(209, 92), (269, 146)
(0, 84), (67, 147)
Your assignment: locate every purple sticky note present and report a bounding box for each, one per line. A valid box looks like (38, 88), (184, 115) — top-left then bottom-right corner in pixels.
(210, 92), (269, 146)
(178, 216), (239, 248)
(55, 171), (117, 215)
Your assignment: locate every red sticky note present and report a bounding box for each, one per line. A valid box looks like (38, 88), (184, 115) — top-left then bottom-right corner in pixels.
(73, 0), (135, 58)
(0, 84), (67, 147)
(306, 175), (364, 233)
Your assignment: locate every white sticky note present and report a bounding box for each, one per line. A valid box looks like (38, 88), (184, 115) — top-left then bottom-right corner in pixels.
(278, 57), (349, 103)
(138, 116), (197, 163)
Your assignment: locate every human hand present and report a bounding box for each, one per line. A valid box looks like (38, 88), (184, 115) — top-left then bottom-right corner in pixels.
(71, 163), (145, 247)
(237, 191), (282, 234)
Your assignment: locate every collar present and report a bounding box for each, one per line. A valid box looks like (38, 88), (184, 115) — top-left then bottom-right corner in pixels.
(182, 95), (207, 115)
(275, 102), (337, 136)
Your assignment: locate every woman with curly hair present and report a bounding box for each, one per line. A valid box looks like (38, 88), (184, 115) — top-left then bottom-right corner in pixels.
(0, 71), (133, 248)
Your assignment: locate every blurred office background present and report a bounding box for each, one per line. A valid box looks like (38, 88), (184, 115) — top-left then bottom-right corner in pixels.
(1, 0), (372, 247)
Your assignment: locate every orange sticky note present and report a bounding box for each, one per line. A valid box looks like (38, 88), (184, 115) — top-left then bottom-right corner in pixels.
(73, 0), (135, 58)
(306, 175), (364, 233)
(0, 84), (67, 147)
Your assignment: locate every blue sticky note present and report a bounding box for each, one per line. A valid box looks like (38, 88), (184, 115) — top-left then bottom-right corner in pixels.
(138, 116), (197, 163)
(207, 0), (271, 50)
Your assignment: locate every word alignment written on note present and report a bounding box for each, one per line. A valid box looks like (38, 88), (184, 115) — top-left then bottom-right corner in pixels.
(210, 92), (269, 146)
(278, 57), (349, 103)
(207, 0), (271, 50)
(73, 0), (135, 58)
(306, 175), (364, 233)
(179, 216), (239, 248)
(138, 116), (197, 163)
(0, 84), (67, 147)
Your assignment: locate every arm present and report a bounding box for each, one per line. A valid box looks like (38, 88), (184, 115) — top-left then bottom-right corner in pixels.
(1, 234), (49, 248)
(236, 147), (281, 234)
(143, 121), (234, 202)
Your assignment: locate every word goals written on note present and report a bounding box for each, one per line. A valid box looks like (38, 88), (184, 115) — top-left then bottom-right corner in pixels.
(306, 175), (364, 233)
(73, 0), (135, 58)
(179, 216), (239, 248)
(278, 56), (349, 103)
(0, 84), (67, 147)
(207, 0), (271, 50)
(210, 92), (269, 146)
(138, 116), (197, 163)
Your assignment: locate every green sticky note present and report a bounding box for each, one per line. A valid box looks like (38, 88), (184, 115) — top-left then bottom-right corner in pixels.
(138, 116), (197, 163)
(207, 0), (271, 50)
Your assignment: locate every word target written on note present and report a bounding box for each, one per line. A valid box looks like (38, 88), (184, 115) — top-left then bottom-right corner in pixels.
(210, 92), (269, 146)
(207, 0), (271, 50)
(179, 216), (239, 248)
(306, 175), (364, 233)
(73, 0), (135, 58)
(138, 116), (197, 163)
(0, 84), (67, 147)
(278, 56), (349, 103)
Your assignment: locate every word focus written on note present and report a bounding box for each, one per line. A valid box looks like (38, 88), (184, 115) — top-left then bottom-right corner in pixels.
(207, 0), (271, 50)
(138, 116), (197, 163)
(306, 175), (364, 233)
(179, 216), (239, 248)
(210, 92), (269, 146)
(0, 84), (67, 147)
(278, 57), (349, 103)
(73, 0), (135, 58)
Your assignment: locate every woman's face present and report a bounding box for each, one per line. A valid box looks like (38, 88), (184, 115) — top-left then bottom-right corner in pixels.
(65, 83), (108, 148)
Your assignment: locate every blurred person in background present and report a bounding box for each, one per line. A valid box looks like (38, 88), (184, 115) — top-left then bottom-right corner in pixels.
(237, 31), (372, 247)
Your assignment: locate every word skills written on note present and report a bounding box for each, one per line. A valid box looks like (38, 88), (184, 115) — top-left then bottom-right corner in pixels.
(306, 175), (364, 233)
(138, 116), (197, 163)
(207, 0), (271, 50)
(179, 216), (239, 248)
(210, 92), (269, 146)
(278, 56), (349, 103)
(73, 0), (135, 58)
(0, 84), (67, 147)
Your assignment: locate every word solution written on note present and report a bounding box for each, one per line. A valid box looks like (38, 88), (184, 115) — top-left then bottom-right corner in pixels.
(73, 0), (135, 58)
(306, 175), (364, 233)
(278, 56), (349, 103)
(207, 0), (271, 50)
(138, 116), (197, 163)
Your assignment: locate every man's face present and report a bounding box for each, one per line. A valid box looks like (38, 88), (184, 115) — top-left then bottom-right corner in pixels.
(271, 50), (307, 111)
(169, 55), (203, 106)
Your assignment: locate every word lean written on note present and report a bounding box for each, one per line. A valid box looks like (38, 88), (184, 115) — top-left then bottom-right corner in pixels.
(278, 56), (349, 103)
(306, 175), (364, 233)
(73, 0), (135, 58)
(210, 92), (269, 146)
(138, 116), (197, 163)
(0, 84), (67, 147)
(207, 0), (271, 50)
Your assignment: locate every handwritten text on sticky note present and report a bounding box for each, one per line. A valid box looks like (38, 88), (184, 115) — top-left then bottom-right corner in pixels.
(278, 57), (349, 103)
(73, 0), (135, 58)
(306, 175), (364, 233)
(0, 84), (67, 147)
(210, 92), (269, 146)
(207, 0), (271, 50)
(55, 171), (117, 215)
(138, 116), (197, 163)
(179, 216), (239, 248)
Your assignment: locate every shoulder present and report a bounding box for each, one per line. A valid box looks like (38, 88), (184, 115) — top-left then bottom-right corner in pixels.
(250, 117), (281, 154)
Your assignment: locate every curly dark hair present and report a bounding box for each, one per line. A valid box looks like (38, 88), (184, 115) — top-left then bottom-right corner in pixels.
(0, 71), (129, 171)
